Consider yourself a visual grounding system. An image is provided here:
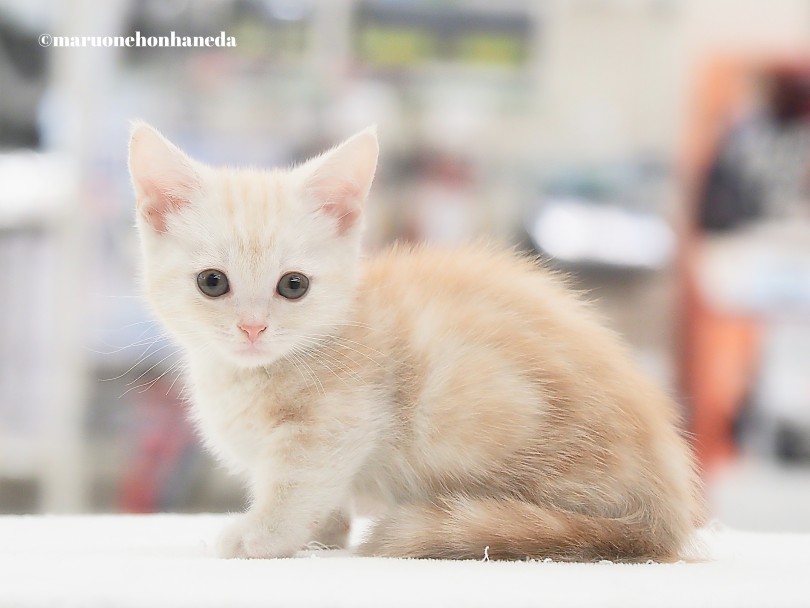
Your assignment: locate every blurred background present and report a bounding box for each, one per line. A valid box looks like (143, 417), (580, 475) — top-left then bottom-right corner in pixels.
(1, 0), (810, 532)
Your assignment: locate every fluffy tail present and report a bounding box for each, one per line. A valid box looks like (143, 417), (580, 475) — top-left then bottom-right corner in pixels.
(358, 497), (687, 562)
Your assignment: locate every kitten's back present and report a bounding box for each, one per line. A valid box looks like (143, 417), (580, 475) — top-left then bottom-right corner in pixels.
(354, 245), (697, 561)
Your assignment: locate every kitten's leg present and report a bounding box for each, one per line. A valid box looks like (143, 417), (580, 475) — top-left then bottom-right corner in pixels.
(216, 424), (368, 559)
(309, 509), (351, 549)
(217, 468), (350, 559)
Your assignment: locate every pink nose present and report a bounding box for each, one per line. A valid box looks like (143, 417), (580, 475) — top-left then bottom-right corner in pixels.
(238, 323), (267, 343)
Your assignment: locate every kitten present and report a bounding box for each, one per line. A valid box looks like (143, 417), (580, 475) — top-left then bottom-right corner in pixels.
(129, 122), (698, 562)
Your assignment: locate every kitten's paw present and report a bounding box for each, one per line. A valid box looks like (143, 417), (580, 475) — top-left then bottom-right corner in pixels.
(216, 515), (302, 559)
(309, 510), (351, 549)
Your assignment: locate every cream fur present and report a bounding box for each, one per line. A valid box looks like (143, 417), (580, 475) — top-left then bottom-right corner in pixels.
(130, 123), (698, 562)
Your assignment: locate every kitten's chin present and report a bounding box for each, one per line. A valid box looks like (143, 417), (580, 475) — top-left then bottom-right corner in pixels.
(223, 345), (285, 369)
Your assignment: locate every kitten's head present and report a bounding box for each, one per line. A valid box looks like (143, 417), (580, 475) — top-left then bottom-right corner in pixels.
(129, 123), (378, 368)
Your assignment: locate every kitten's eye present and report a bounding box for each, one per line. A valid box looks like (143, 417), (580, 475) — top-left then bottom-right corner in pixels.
(197, 269), (230, 298)
(277, 272), (310, 300)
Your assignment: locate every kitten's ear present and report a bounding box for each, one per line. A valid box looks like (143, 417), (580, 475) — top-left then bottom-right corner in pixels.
(128, 121), (202, 233)
(298, 127), (379, 235)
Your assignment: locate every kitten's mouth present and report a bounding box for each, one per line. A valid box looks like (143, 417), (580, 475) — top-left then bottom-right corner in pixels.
(234, 343), (266, 356)
(227, 341), (282, 367)
(223, 331), (298, 368)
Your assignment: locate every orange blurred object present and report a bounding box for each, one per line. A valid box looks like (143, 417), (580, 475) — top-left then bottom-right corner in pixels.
(678, 54), (810, 475)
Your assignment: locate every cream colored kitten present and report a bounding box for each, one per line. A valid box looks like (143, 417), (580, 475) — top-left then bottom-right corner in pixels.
(129, 123), (697, 562)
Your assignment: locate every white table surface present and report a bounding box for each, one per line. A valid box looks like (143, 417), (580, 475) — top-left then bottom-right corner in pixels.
(0, 514), (808, 608)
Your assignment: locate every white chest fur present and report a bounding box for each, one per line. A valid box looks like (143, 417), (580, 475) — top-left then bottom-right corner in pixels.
(186, 359), (282, 473)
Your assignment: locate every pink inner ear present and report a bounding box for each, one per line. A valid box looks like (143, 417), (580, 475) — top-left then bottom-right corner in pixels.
(138, 172), (197, 233)
(321, 200), (360, 235)
(142, 192), (188, 232)
(130, 124), (201, 233)
(300, 128), (378, 235)
(313, 181), (362, 235)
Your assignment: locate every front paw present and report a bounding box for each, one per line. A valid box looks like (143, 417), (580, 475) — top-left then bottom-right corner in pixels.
(216, 514), (302, 559)
(309, 510), (351, 549)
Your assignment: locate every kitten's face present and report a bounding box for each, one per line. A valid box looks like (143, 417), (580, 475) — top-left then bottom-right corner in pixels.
(129, 124), (378, 368)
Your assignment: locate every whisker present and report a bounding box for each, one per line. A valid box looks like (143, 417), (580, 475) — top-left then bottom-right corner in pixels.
(116, 319), (159, 330)
(280, 354), (309, 392)
(298, 346), (358, 385)
(294, 338), (365, 382)
(99, 340), (176, 382)
(165, 363), (187, 396)
(314, 334), (386, 357)
(90, 334), (171, 356)
(126, 348), (182, 386)
(118, 360), (183, 398)
(288, 351), (324, 395)
(328, 321), (374, 330)
(301, 335), (385, 368)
